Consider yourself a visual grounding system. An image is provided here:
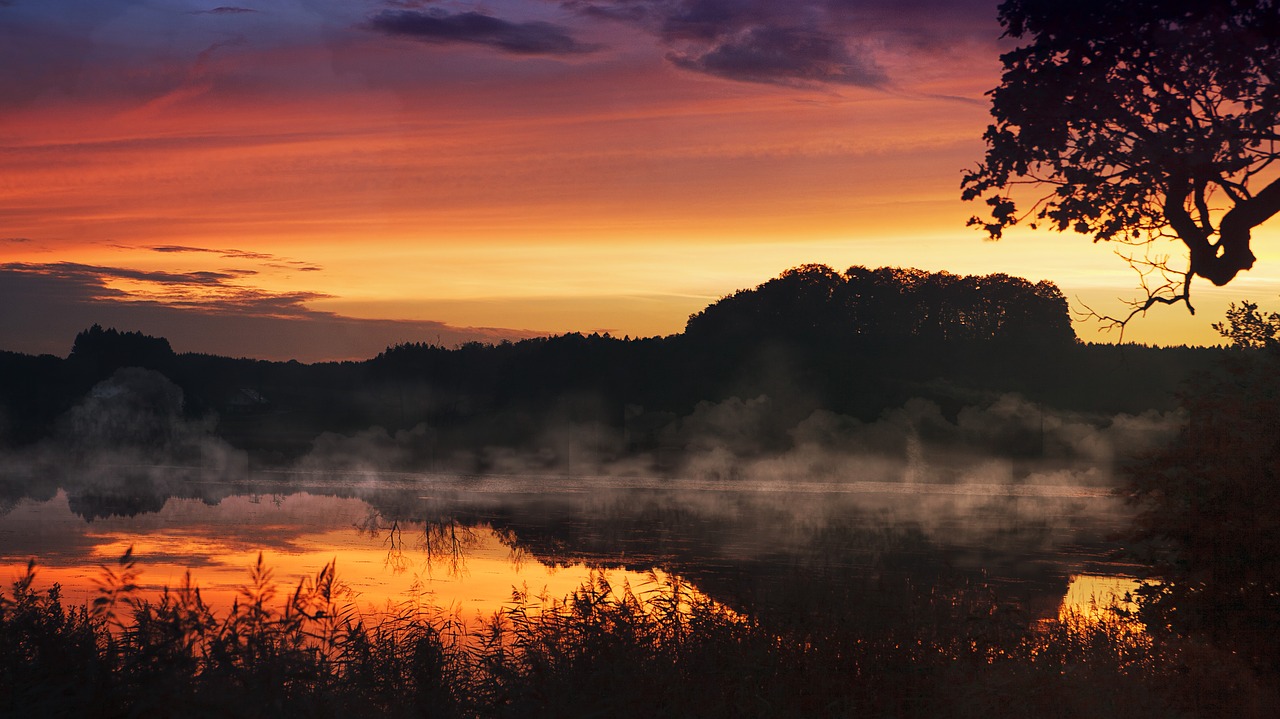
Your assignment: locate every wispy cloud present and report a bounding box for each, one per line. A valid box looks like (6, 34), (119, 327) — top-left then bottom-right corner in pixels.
(0, 265), (547, 360)
(367, 9), (601, 56)
(125, 37), (247, 117)
(149, 244), (272, 259)
(193, 6), (258, 15)
(0, 262), (322, 318)
(146, 245), (324, 272)
(4, 261), (250, 286)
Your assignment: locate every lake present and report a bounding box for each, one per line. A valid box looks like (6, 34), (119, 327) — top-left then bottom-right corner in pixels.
(0, 460), (1142, 627)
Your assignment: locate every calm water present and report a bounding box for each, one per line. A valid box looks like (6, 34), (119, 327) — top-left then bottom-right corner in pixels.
(0, 466), (1141, 624)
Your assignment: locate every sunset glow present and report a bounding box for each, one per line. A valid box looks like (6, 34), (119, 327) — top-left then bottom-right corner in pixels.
(3, 0), (1279, 360)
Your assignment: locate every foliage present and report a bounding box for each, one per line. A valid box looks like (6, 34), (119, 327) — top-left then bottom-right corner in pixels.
(1124, 303), (1280, 677)
(70, 324), (175, 376)
(1, 551), (1274, 718)
(1212, 299), (1280, 348)
(963, 0), (1280, 318)
(0, 562), (104, 716)
(685, 264), (1076, 347)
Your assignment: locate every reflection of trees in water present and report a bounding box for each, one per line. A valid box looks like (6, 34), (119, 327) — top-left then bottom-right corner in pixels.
(0, 464), (1128, 630)
(68, 490), (168, 521)
(491, 526), (531, 572)
(355, 486), (1117, 627)
(355, 505), (479, 579)
(1, 461), (247, 522)
(245, 492), (287, 510)
(355, 509), (411, 573)
(418, 521), (477, 579)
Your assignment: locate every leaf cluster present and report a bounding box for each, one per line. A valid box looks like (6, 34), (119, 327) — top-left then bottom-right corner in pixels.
(963, 1), (1280, 257)
(1212, 299), (1280, 348)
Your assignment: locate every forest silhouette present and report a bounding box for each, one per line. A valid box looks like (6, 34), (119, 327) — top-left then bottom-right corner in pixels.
(0, 264), (1220, 465)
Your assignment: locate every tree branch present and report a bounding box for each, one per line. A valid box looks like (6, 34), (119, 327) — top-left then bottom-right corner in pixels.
(1164, 172), (1220, 276)
(1076, 254), (1194, 341)
(1215, 174), (1248, 204)
(1210, 173), (1280, 285)
(1193, 177), (1213, 232)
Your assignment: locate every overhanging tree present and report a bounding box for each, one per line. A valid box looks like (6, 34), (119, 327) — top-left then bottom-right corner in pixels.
(962, 0), (1280, 324)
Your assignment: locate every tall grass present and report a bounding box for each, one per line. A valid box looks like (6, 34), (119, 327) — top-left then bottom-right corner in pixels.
(0, 552), (1273, 718)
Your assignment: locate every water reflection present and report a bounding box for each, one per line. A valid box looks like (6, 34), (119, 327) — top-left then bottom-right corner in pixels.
(0, 472), (1138, 627)
(1060, 574), (1141, 623)
(0, 492), (682, 622)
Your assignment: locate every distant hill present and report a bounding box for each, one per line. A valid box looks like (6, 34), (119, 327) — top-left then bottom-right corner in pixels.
(686, 264), (1076, 347)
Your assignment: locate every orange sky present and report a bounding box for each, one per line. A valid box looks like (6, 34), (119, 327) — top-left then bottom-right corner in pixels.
(3, 0), (1279, 360)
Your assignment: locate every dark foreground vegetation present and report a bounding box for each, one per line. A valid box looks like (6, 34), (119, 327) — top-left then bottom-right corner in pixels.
(2, 551), (1274, 719)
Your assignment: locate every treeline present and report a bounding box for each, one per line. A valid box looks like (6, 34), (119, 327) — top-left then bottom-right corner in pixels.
(0, 265), (1220, 462)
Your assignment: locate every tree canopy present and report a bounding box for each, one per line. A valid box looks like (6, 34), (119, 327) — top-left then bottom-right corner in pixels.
(963, 0), (1280, 321)
(684, 264), (1076, 347)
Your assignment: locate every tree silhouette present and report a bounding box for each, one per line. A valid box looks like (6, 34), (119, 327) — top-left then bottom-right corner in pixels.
(69, 324), (175, 377)
(685, 265), (1075, 347)
(1212, 299), (1280, 349)
(963, 1), (1280, 324)
(1125, 311), (1280, 677)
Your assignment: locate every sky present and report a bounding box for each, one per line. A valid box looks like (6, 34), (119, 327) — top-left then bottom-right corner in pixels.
(3, 0), (1280, 361)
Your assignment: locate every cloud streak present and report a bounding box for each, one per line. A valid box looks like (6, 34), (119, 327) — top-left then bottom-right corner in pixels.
(195, 6), (258, 15)
(367, 9), (601, 56)
(3, 261), (254, 288)
(147, 245), (324, 272)
(1, 261), (327, 318)
(0, 265), (546, 360)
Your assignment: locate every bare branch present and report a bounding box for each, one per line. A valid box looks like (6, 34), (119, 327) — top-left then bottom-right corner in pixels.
(1075, 254), (1195, 342)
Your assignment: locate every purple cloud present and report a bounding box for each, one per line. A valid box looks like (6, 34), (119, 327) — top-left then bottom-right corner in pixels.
(669, 25), (887, 87)
(3, 262), (253, 288)
(0, 265), (546, 361)
(367, 9), (601, 56)
(195, 6), (257, 15)
(563, 0), (998, 87)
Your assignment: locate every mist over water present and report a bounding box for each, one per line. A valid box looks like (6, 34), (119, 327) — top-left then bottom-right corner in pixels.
(0, 365), (1181, 623)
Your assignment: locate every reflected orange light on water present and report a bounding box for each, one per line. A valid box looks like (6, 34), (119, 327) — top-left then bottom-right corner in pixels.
(0, 492), (684, 625)
(1059, 574), (1141, 624)
(0, 491), (1136, 634)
